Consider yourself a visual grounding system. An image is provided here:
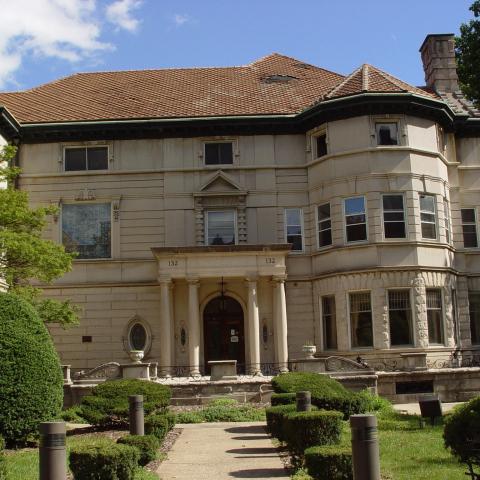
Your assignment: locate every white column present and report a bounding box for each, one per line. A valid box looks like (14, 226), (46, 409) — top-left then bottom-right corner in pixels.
(273, 276), (289, 373)
(187, 278), (201, 376)
(159, 278), (172, 377)
(246, 277), (261, 376)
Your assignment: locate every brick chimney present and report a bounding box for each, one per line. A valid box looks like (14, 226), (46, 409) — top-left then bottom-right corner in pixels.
(419, 34), (460, 93)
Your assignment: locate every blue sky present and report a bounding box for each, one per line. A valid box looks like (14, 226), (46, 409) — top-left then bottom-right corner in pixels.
(0, 0), (475, 92)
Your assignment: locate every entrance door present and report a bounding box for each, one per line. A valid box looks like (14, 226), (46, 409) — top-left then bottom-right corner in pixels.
(203, 296), (245, 374)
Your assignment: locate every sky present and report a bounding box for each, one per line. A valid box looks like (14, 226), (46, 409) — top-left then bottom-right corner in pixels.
(0, 0), (475, 92)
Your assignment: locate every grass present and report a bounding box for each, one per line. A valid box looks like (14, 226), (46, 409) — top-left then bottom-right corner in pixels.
(5, 434), (160, 480)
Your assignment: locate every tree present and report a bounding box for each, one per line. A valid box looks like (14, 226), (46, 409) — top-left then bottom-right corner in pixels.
(0, 144), (79, 326)
(456, 1), (480, 106)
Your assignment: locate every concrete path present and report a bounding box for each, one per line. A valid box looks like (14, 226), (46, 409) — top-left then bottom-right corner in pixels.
(157, 422), (290, 480)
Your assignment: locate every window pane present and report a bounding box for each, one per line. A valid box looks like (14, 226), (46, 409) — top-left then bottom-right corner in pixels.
(385, 222), (406, 239)
(286, 209), (301, 226)
(461, 209), (478, 248)
(420, 195), (435, 213)
(219, 142), (233, 164)
(462, 209), (476, 223)
(384, 211), (404, 222)
(316, 134), (327, 157)
(469, 293), (480, 344)
(205, 142), (233, 165)
(286, 209), (303, 251)
(322, 296), (337, 350)
(421, 222), (437, 239)
(388, 290), (413, 346)
(345, 197), (365, 215)
(62, 203), (111, 259)
(65, 148), (87, 171)
(346, 214), (366, 225)
(319, 229), (332, 247)
(87, 147), (108, 170)
(287, 234), (303, 251)
(130, 324), (147, 351)
(350, 292), (373, 347)
(347, 224), (367, 242)
(426, 289), (443, 344)
(383, 195), (403, 210)
(318, 203), (330, 221)
(207, 211), (235, 245)
(287, 225), (302, 236)
(376, 123), (398, 145)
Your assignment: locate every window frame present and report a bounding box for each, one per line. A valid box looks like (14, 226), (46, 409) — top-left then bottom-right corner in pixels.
(316, 202), (332, 249)
(321, 295), (337, 351)
(61, 201), (113, 260)
(426, 288), (445, 346)
(387, 288), (414, 347)
(348, 290), (374, 349)
(123, 316), (152, 356)
(461, 208), (479, 249)
(203, 140), (235, 166)
(343, 196), (368, 244)
(419, 193), (438, 240)
(63, 145), (110, 172)
(284, 208), (305, 253)
(444, 198), (452, 245)
(382, 193), (407, 240)
(375, 122), (399, 146)
(313, 131), (328, 159)
(205, 209), (237, 246)
(469, 292), (480, 345)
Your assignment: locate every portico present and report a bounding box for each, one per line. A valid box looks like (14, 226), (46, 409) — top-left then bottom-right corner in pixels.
(151, 245), (291, 377)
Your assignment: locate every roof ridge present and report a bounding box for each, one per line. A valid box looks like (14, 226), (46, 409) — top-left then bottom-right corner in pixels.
(324, 65), (363, 99)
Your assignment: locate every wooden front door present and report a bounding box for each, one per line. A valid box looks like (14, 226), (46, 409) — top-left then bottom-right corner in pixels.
(203, 296), (245, 374)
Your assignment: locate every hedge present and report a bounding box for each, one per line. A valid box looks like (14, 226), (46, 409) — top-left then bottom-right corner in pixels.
(0, 437), (6, 480)
(305, 445), (353, 480)
(0, 293), (63, 445)
(80, 379), (171, 428)
(271, 372), (368, 419)
(265, 404), (297, 441)
(69, 438), (140, 480)
(270, 393), (296, 406)
(444, 396), (480, 470)
(145, 413), (172, 441)
(284, 410), (343, 454)
(117, 434), (159, 466)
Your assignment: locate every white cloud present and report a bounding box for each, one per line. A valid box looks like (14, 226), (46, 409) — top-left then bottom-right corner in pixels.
(106, 0), (142, 33)
(173, 14), (191, 27)
(0, 0), (142, 89)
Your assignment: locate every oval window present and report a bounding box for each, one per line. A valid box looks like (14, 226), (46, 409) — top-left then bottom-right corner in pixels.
(129, 323), (147, 351)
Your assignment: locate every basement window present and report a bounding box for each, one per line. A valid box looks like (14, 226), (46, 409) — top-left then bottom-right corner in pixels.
(64, 146), (109, 171)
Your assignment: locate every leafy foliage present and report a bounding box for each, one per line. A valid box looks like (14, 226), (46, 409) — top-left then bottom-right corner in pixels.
(144, 414), (172, 441)
(456, 1), (480, 105)
(0, 145), (78, 326)
(80, 379), (171, 428)
(305, 445), (353, 480)
(270, 393), (296, 406)
(0, 292), (63, 445)
(117, 435), (160, 466)
(265, 404), (298, 441)
(0, 437), (6, 480)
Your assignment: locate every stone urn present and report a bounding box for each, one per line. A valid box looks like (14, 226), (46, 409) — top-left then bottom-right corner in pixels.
(129, 350), (144, 364)
(302, 344), (317, 359)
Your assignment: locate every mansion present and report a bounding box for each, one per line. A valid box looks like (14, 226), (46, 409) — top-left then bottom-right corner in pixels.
(0, 33), (480, 378)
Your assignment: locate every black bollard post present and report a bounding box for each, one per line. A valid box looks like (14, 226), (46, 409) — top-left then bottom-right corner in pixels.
(129, 395), (145, 436)
(350, 414), (380, 480)
(296, 391), (311, 412)
(39, 421), (66, 480)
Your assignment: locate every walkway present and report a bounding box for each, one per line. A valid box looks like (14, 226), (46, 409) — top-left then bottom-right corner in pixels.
(156, 421), (290, 480)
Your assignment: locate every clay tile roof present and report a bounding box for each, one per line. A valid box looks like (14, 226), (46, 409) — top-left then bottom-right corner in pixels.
(0, 55), (438, 125)
(324, 64), (438, 100)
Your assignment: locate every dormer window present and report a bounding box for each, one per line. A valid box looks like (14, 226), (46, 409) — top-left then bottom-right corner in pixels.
(64, 146), (108, 171)
(376, 123), (398, 146)
(204, 142), (233, 165)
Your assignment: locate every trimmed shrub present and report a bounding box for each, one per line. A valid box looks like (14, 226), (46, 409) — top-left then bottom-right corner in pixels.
(271, 393), (296, 406)
(201, 398), (265, 422)
(271, 372), (368, 419)
(80, 379), (171, 428)
(0, 293), (63, 445)
(69, 438), (140, 480)
(284, 410), (343, 454)
(145, 414), (171, 441)
(0, 437), (6, 480)
(175, 411), (204, 424)
(305, 445), (353, 480)
(117, 434), (159, 466)
(59, 406), (87, 424)
(266, 404), (297, 441)
(444, 396), (480, 472)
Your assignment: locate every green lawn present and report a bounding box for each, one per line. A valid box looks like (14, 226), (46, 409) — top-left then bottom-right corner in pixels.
(5, 434), (159, 480)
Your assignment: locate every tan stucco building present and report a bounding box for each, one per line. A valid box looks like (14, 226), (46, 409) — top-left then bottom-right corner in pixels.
(1, 34), (480, 378)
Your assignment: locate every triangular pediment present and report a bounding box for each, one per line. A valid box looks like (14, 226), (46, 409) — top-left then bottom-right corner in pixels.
(197, 171), (245, 195)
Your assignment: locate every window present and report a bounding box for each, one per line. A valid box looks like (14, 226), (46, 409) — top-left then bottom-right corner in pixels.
(388, 290), (413, 346)
(344, 197), (367, 242)
(349, 292), (373, 348)
(376, 123), (398, 145)
(204, 142), (233, 165)
(469, 293), (480, 344)
(315, 133), (327, 158)
(322, 296), (337, 350)
(426, 289), (444, 344)
(64, 146), (108, 171)
(461, 208), (478, 248)
(382, 194), (406, 239)
(62, 203), (111, 259)
(206, 210), (236, 245)
(444, 199), (451, 244)
(419, 194), (437, 239)
(317, 203), (332, 247)
(285, 208), (304, 251)
(129, 323), (147, 351)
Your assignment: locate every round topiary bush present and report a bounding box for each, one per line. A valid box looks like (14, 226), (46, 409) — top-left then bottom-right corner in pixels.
(117, 434), (159, 466)
(0, 292), (63, 445)
(80, 379), (172, 428)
